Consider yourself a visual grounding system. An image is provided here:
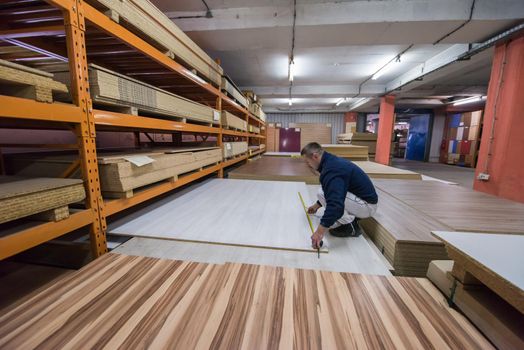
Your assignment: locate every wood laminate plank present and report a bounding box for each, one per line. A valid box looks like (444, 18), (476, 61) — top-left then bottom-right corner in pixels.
(433, 231), (524, 313)
(0, 253), (493, 349)
(373, 179), (524, 234)
(110, 179), (326, 253)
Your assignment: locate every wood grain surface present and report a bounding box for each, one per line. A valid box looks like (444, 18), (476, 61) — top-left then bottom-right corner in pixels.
(0, 253), (493, 349)
(373, 179), (524, 234)
(110, 179), (326, 253)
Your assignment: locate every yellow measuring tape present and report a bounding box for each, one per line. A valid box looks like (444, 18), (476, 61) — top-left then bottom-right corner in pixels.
(298, 192), (315, 235)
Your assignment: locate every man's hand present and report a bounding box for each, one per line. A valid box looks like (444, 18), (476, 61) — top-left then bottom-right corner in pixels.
(311, 225), (327, 249)
(307, 203), (321, 214)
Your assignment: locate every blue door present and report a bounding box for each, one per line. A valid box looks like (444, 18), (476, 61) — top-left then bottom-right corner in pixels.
(406, 115), (430, 161)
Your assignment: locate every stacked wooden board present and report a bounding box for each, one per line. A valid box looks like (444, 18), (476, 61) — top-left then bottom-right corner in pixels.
(98, 148), (222, 198)
(0, 59), (68, 103)
(223, 142), (248, 159)
(85, 0), (223, 86)
(221, 76), (248, 108)
(55, 64), (220, 125)
(0, 252), (493, 349)
(0, 176), (85, 224)
(221, 111), (247, 131)
(266, 125), (280, 152)
(289, 123), (332, 149)
(322, 144), (369, 160)
(248, 125), (261, 134)
(360, 179), (524, 277)
(432, 231), (524, 314)
(426, 259), (524, 349)
(228, 157), (421, 184)
(6, 148), (222, 199)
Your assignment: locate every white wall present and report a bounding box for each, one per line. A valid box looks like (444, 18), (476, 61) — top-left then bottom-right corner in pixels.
(429, 111), (446, 162)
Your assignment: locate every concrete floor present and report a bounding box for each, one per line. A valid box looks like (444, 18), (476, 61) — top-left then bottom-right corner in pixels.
(392, 158), (476, 188)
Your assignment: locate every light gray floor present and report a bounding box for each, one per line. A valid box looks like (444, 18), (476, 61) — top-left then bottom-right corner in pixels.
(112, 183), (392, 276)
(392, 158), (475, 188)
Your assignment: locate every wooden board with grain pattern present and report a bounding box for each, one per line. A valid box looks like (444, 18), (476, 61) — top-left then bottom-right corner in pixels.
(0, 253), (492, 349)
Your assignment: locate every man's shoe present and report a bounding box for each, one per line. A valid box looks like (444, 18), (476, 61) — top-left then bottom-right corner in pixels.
(330, 220), (361, 237)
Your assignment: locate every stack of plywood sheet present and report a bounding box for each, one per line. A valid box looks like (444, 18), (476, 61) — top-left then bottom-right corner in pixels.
(353, 161), (421, 180)
(266, 125), (280, 152)
(360, 179), (524, 277)
(290, 123), (332, 149)
(429, 232), (524, 349)
(0, 59), (68, 103)
(55, 64), (220, 125)
(85, 0), (223, 86)
(248, 125), (261, 134)
(221, 111), (247, 131)
(221, 76), (248, 109)
(427, 260), (524, 350)
(0, 252), (493, 349)
(98, 148), (222, 198)
(322, 144), (369, 160)
(0, 176), (85, 224)
(223, 142), (248, 159)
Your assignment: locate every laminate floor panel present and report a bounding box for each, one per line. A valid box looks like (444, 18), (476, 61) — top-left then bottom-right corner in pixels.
(110, 179), (325, 253)
(0, 253), (493, 349)
(373, 179), (524, 234)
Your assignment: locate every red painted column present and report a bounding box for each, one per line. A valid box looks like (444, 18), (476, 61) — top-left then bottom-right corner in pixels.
(375, 95), (395, 165)
(474, 34), (524, 203)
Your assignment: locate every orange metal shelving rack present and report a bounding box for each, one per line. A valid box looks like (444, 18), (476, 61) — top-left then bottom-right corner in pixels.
(0, 0), (266, 260)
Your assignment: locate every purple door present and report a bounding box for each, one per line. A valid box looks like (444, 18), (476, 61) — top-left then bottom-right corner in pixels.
(279, 128), (301, 152)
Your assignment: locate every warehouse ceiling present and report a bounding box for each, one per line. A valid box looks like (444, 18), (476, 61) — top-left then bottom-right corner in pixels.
(153, 0), (524, 112)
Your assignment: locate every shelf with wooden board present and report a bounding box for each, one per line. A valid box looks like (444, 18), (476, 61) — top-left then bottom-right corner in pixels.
(0, 0), (265, 259)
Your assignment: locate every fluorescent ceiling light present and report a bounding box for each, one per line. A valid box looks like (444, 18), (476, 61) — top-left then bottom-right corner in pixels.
(372, 57), (400, 80)
(452, 96), (486, 106)
(289, 60), (295, 82)
(336, 98), (346, 106)
(288, 98), (293, 106)
(349, 97), (370, 111)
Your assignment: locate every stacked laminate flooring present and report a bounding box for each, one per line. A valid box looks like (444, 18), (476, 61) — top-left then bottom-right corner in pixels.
(322, 144), (369, 161)
(360, 179), (524, 277)
(0, 253), (493, 349)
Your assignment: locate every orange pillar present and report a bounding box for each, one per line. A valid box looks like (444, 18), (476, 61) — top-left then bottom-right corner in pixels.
(375, 95), (395, 165)
(474, 34), (524, 203)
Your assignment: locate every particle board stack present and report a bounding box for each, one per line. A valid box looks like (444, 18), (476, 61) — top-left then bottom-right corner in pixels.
(221, 111), (247, 131)
(85, 0), (223, 86)
(98, 148), (222, 198)
(427, 260), (524, 349)
(248, 125), (261, 134)
(221, 76), (248, 109)
(0, 253), (493, 349)
(266, 124), (280, 152)
(322, 144), (369, 161)
(0, 176), (85, 224)
(289, 123), (332, 149)
(0, 59), (68, 103)
(223, 142), (248, 159)
(360, 179), (524, 277)
(55, 64), (220, 125)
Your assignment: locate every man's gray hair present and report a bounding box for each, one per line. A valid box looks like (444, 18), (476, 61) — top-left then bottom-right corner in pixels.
(301, 142), (324, 157)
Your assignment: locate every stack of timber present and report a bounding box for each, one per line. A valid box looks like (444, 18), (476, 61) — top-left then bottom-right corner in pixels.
(249, 101), (266, 121)
(266, 124), (280, 152)
(248, 125), (261, 134)
(290, 123), (332, 149)
(221, 111), (247, 131)
(223, 142), (248, 159)
(98, 148), (222, 198)
(428, 260), (524, 350)
(85, 0), (223, 86)
(353, 161), (421, 180)
(55, 65), (220, 125)
(242, 90), (257, 103)
(0, 176), (85, 224)
(322, 144), (369, 161)
(0, 252), (493, 349)
(248, 144), (265, 156)
(0, 59), (68, 103)
(360, 179), (524, 277)
(221, 76), (248, 109)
